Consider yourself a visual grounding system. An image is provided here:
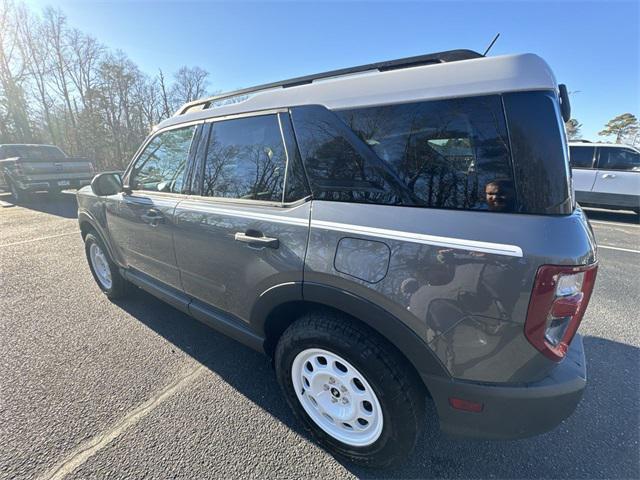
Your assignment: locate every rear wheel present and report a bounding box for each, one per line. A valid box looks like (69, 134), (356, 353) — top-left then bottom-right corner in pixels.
(84, 232), (129, 299)
(275, 310), (426, 468)
(8, 181), (26, 203)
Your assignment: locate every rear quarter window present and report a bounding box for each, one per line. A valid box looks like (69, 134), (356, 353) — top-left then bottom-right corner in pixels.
(503, 91), (572, 215)
(291, 95), (517, 212)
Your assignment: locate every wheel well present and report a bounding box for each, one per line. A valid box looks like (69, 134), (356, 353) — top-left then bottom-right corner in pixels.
(79, 220), (96, 239)
(262, 301), (429, 396)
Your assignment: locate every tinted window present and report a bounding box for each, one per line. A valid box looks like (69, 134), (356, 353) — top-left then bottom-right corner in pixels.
(203, 115), (286, 202)
(279, 114), (311, 202)
(131, 125), (195, 193)
(598, 147), (640, 171)
(292, 96), (515, 212)
(503, 91), (572, 215)
(569, 146), (595, 168)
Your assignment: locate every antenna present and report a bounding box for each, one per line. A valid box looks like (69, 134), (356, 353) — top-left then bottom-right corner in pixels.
(483, 33), (500, 56)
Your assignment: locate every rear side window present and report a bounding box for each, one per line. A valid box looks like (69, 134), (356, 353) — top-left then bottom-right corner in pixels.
(597, 147), (640, 171)
(202, 114), (286, 202)
(503, 91), (572, 215)
(291, 95), (516, 212)
(130, 125), (196, 193)
(569, 146), (595, 168)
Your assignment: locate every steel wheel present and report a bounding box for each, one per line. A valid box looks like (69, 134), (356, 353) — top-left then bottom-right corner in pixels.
(89, 242), (112, 290)
(291, 348), (384, 447)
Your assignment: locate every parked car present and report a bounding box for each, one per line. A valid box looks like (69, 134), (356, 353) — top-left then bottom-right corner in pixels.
(0, 144), (95, 201)
(569, 141), (640, 214)
(77, 49), (598, 467)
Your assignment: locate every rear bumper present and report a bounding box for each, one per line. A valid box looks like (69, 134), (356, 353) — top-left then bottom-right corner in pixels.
(16, 177), (92, 191)
(425, 334), (586, 439)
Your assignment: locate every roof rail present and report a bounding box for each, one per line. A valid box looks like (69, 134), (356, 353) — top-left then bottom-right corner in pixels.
(174, 49), (483, 116)
(571, 139), (592, 143)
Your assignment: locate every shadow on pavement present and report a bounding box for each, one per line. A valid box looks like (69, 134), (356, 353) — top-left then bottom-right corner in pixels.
(114, 288), (640, 479)
(0, 191), (78, 219)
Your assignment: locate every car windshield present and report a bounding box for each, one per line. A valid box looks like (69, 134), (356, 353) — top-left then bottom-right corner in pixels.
(5, 145), (66, 160)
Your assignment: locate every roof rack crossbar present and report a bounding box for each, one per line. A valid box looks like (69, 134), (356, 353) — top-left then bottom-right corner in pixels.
(174, 49), (482, 116)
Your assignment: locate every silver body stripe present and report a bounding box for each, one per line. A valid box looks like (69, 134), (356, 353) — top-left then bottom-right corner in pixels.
(180, 204), (523, 258)
(311, 220), (524, 258)
(179, 204), (309, 226)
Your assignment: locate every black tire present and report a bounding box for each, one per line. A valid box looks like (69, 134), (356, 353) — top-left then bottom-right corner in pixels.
(275, 309), (426, 468)
(9, 181), (26, 203)
(84, 232), (129, 299)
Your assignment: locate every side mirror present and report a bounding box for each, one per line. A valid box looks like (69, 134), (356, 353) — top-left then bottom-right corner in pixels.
(91, 172), (122, 196)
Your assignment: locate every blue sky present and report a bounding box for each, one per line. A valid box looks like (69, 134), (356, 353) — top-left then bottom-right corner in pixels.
(24, 0), (639, 140)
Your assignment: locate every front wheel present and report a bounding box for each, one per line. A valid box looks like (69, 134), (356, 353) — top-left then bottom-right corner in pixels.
(275, 311), (426, 468)
(84, 232), (129, 299)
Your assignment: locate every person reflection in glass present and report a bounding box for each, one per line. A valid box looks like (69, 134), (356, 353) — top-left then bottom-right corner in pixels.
(485, 179), (515, 212)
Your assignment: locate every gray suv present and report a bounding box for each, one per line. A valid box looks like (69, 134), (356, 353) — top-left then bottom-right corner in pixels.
(78, 50), (598, 467)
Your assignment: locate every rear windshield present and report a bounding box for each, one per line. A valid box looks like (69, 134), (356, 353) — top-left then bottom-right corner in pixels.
(2, 145), (66, 160)
(291, 95), (517, 212)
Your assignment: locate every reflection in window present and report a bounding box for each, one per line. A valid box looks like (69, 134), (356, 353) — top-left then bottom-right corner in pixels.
(203, 115), (286, 201)
(131, 126), (195, 193)
(292, 95), (515, 211)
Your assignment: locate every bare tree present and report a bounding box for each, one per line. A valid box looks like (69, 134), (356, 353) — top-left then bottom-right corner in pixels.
(171, 66), (209, 107)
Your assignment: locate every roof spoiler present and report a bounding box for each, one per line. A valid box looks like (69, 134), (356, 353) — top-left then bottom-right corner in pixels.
(174, 49), (483, 116)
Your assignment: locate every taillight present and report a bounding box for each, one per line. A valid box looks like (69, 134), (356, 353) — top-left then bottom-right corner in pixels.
(525, 263), (597, 361)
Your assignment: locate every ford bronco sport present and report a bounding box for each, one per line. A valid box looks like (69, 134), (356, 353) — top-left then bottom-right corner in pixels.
(77, 49), (598, 467)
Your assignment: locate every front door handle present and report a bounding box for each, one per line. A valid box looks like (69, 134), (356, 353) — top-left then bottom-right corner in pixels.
(234, 231), (279, 249)
(602, 173), (617, 179)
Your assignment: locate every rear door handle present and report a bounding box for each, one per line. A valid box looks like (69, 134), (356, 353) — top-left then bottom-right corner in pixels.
(234, 231), (279, 249)
(602, 173), (617, 179)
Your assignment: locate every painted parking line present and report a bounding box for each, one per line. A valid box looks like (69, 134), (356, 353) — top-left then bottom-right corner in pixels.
(590, 220), (640, 229)
(39, 366), (206, 480)
(0, 231), (78, 248)
(599, 245), (640, 254)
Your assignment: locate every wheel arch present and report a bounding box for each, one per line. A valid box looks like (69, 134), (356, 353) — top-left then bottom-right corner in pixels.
(78, 211), (119, 265)
(251, 282), (451, 388)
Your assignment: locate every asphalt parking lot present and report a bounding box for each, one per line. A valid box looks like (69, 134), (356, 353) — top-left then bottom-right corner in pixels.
(1, 193), (638, 480)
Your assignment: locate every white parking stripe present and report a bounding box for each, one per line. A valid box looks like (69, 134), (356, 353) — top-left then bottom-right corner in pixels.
(590, 220), (640, 229)
(599, 245), (640, 254)
(0, 231), (78, 248)
(39, 366), (206, 480)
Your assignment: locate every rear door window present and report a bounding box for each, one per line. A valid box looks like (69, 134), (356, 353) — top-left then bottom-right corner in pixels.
(202, 114), (286, 202)
(292, 95), (516, 212)
(569, 146), (595, 168)
(597, 147), (640, 171)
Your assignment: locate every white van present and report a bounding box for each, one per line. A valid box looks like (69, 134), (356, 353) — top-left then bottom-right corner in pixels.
(570, 141), (640, 214)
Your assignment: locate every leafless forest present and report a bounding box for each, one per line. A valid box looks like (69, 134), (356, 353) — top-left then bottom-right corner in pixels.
(0, 0), (211, 168)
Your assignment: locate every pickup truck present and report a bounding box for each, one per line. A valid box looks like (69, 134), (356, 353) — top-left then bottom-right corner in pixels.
(0, 144), (95, 201)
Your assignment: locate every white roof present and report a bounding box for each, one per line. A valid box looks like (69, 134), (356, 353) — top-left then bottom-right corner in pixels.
(157, 53), (558, 130)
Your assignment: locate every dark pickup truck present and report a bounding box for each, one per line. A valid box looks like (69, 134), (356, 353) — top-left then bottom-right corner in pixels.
(0, 144), (95, 201)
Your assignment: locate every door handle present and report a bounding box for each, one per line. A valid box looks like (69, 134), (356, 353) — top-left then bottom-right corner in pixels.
(234, 231), (279, 249)
(602, 173), (617, 179)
